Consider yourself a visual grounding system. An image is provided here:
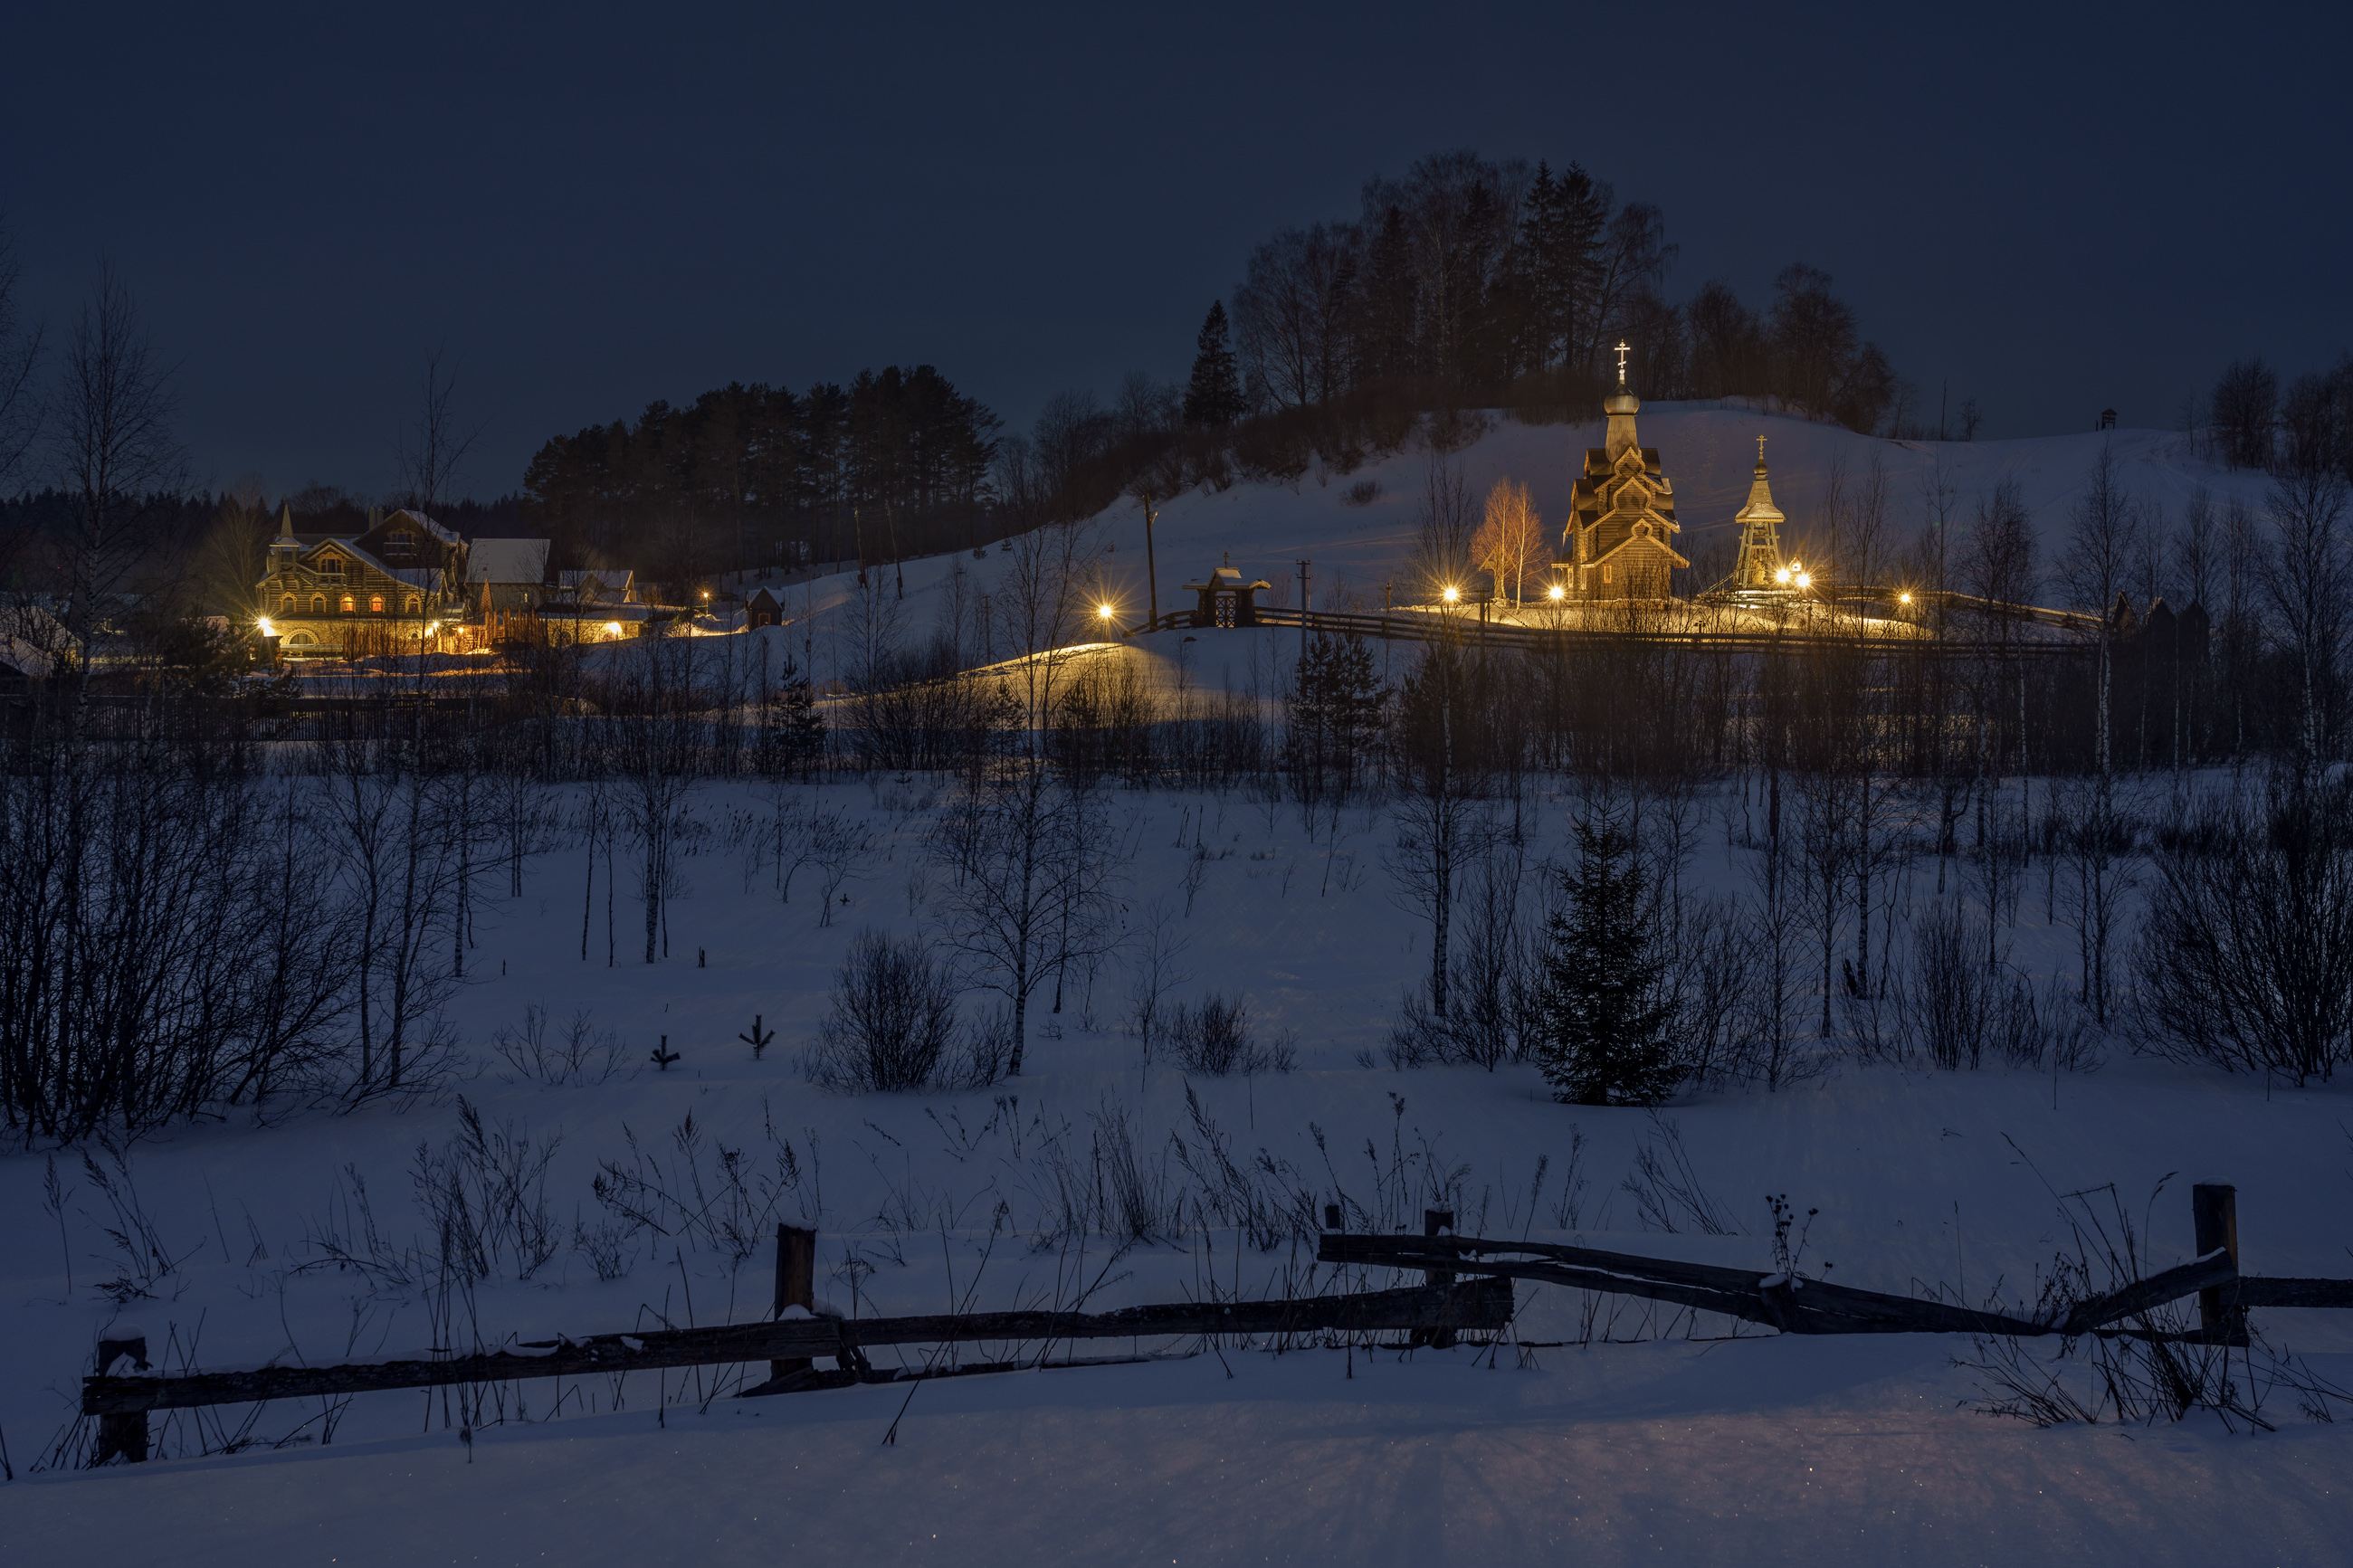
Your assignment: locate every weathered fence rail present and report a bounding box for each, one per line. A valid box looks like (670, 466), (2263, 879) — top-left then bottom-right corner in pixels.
(1321, 1184), (2348, 1346)
(1319, 1232), (2234, 1338)
(80, 1275), (1512, 1451)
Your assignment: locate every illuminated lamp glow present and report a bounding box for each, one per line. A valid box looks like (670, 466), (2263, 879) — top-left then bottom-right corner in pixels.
(1442, 585), (1461, 603)
(605, 621), (623, 638)
(1098, 603), (1114, 620)
(1547, 584), (1566, 601)
(1774, 567), (1792, 584)
(257, 618), (275, 637)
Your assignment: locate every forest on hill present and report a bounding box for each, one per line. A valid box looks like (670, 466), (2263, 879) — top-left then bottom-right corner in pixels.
(500, 148), (1924, 597)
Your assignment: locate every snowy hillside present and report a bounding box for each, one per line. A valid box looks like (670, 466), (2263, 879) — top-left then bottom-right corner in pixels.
(738, 406), (2273, 700)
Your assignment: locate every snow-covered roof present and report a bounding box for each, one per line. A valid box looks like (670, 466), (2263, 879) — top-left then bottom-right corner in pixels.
(384, 508), (462, 546)
(547, 600), (653, 622)
(0, 637), (59, 679)
(466, 538), (550, 584)
(557, 568), (634, 591)
(0, 605), (81, 653)
(308, 540), (427, 585)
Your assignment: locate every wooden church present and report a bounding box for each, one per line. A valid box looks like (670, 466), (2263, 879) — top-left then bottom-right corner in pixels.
(1558, 347), (1689, 600)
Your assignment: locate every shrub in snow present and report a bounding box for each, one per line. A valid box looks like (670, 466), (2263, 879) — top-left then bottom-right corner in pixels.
(804, 930), (1008, 1092)
(1165, 992), (1294, 1076)
(2135, 765), (2353, 1083)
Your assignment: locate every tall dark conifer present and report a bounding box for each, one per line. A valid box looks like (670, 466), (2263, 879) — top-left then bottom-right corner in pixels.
(1536, 809), (1682, 1106)
(1183, 302), (1244, 428)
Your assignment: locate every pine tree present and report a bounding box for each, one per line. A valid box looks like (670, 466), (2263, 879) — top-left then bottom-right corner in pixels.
(765, 650), (825, 773)
(1183, 301), (1244, 428)
(1536, 810), (1683, 1106)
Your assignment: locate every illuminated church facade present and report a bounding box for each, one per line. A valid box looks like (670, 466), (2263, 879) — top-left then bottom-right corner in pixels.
(1558, 347), (1690, 601)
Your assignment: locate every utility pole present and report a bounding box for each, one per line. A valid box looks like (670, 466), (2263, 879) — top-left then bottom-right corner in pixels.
(1296, 557), (1311, 663)
(1141, 492), (1161, 630)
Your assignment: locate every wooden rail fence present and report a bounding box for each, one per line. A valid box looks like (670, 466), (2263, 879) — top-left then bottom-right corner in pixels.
(1138, 603), (2088, 660)
(79, 1185), (2348, 1465)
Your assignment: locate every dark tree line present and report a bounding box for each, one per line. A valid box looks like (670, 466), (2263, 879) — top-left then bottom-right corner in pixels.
(519, 366), (1001, 600)
(2199, 351), (2353, 480)
(1224, 149), (1905, 434)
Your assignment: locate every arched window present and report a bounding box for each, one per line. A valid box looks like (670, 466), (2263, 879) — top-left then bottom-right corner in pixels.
(340, 594), (355, 613)
(370, 594), (385, 613)
(281, 594), (294, 614)
(311, 595), (326, 614)
(405, 595), (420, 615)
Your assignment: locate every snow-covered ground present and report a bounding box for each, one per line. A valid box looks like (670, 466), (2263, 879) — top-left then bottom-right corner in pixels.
(5, 413), (2344, 1565)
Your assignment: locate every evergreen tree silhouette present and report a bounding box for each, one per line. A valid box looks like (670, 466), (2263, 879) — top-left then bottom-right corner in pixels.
(1183, 301), (1244, 428)
(1537, 808), (1682, 1105)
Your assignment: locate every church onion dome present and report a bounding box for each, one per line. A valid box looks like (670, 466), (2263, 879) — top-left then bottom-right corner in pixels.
(1603, 388), (1641, 415)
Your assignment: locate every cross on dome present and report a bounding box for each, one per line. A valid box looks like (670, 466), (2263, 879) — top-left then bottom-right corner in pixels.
(1756, 435), (1767, 462)
(1614, 340), (1630, 385)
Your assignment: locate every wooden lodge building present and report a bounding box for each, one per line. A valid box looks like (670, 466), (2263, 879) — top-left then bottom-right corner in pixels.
(259, 507), (472, 657)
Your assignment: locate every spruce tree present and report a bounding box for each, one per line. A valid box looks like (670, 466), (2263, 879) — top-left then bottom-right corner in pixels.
(1183, 301), (1244, 428)
(766, 651), (825, 774)
(1536, 810), (1682, 1106)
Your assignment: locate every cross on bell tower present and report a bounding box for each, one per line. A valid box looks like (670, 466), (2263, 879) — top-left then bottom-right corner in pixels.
(1615, 340), (1631, 385)
(1728, 435), (1789, 592)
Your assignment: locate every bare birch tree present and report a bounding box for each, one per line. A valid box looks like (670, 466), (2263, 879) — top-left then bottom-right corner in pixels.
(394, 348), (484, 518)
(47, 262), (186, 714)
(2059, 442), (2139, 774)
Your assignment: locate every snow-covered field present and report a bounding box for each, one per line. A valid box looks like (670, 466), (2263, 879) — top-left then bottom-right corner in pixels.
(5, 412), (2346, 1566)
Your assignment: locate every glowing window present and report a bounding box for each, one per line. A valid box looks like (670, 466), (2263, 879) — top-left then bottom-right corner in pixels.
(370, 594), (385, 613)
(340, 594), (355, 613)
(1602, 565), (1612, 585)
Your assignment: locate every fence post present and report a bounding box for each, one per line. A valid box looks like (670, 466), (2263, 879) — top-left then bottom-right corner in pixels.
(771, 1225), (816, 1381)
(94, 1336), (149, 1464)
(1423, 1209), (1457, 1348)
(2192, 1183), (2245, 1343)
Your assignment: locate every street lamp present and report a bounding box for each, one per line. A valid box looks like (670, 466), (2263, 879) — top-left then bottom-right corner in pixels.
(1547, 584), (1565, 602)
(1442, 585), (1461, 603)
(1097, 603), (1115, 623)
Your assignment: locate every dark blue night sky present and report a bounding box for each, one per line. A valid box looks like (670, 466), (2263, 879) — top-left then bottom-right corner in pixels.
(6, 0), (2347, 496)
